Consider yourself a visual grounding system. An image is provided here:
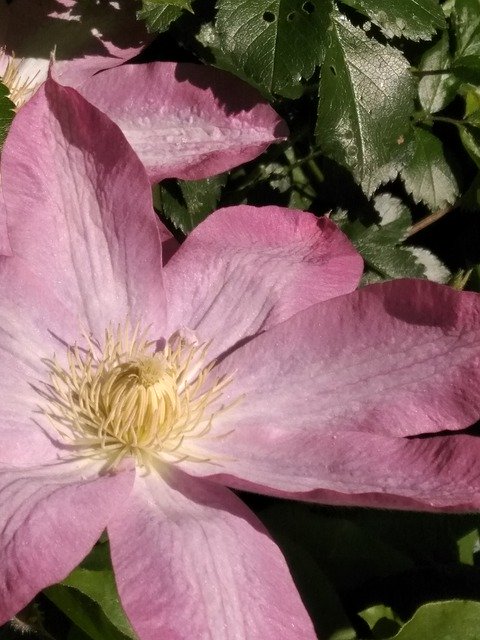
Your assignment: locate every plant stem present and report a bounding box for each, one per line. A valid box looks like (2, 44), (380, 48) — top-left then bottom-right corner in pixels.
(407, 206), (453, 236)
(412, 67), (453, 77)
(431, 115), (465, 126)
(306, 158), (324, 185)
(415, 111), (466, 127)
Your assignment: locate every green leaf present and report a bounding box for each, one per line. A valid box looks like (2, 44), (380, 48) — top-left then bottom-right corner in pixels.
(468, 263), (480, 291)
(454, 0), (480, 58)
(460, 170), (480, 209)
(68, 629), (94, 640)
(464, 87), (480, 125)
(370, 193), (411, 240)
(179, 175), (226, 226)
(215, 0), (333, 95)
(160, 174), (226, 233)
(340, 0), (445, 40)
(359, 604), (402, 639)
(404, 246), (450, 283)
(45, 586), (134, 640)
(334, 194), (449, 281)
(261, 503), (415, 592)
(45, 544), (136, 640)
(452, 54), (480, 83)
(137, 0), (190, 34)
(457, 529), (479, 565)
(443, 0), (457, 16)
(400, 126), (459, 209)
(389, 601), (480, 640)
(196, 23), (273, 96)
(0, 82), (15, 149)
(254, 147), (317, 209)
(460, 124), (480, 167)
(154, 0), (191, 6)
(197, 22), (305, 98)
(284, 148), (317, 209)
(418, 33), (458, 113)
(460, 89), (480, 166)
(316, 9), (415, 195)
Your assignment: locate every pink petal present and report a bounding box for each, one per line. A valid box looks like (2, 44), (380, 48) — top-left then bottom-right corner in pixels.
(4, 0), (148, 90)
(164, 205), (362, 355)
(0, 258), (81, 465)
(0, 183), (9, 256)
(0, 458), (134, 624)
(202, 432), (480, 512)
(208, 278), (480, 439)
(300, 433), (480, 511)
(79, 62), (289, 183)
(1, 77), (166, 337)
(175, 279), (480, 509)
(108, 471), (316, 640)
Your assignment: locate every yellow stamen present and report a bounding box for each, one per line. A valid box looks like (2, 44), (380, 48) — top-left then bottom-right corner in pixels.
(41, 323), (236, 472)
(1, 50), (41, 108)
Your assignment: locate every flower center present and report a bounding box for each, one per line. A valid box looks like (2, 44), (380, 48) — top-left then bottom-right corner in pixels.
(1, 51), (42, 108)
(42, 324), (234, 471)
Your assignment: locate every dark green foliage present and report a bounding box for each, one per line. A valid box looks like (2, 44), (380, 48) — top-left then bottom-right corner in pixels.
(0, 82), (15, 149)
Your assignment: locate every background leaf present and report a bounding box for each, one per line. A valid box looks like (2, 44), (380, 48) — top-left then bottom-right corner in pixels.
(215, 0), (333, 95)
(339, 0), (446, 40)
(460, 88), (480, 166)
(45, 586), (134, 640)
(400, 127), (459, 209)
(261, 503), (415, 592)
(68, 629), (96, 640)
(453, 0), (480, 58)
(0, 82), (15, 149)
(195, 23), (270, 94)
(44, 544), (136, 640)
(418, 33), (458, 113)
(359, 604), (402, 638)
(390, 601), (480, 640)
(138, 0), (190, 33)
(316, 8), (415, 195)
(159, 174), (226, 233)
(451, 54), (480, 84)
(333, 194), (449, 281)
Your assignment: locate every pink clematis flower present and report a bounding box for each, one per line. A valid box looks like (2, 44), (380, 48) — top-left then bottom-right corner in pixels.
(2, 78), (480, 639)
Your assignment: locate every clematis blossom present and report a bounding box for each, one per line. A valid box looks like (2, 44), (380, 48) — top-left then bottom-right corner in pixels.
(2, 78), (480, 639)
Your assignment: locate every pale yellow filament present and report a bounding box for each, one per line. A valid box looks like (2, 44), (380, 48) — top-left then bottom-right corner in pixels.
(41, 323), (235, 472)
(1, 51), (41, 108)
